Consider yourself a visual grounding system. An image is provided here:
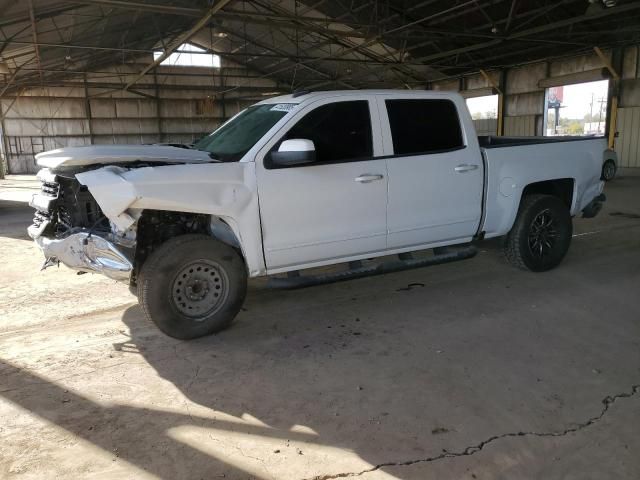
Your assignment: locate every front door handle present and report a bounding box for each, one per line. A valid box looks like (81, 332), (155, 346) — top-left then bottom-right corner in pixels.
(355, 174), (384, 183)
(454, 164), (479, 173)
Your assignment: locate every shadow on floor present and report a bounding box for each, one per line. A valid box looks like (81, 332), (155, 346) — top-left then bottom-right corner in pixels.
(3, 181), (640, 478)
(0, 199), (33, 241)
(3, 295), (455, 480)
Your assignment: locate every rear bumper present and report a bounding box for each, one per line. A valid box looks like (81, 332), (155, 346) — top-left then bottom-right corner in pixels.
(30, 227), (133, 282)
(582, 193), (606, 219)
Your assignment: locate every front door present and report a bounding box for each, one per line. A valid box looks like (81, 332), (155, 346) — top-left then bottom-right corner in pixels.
(255, 97), (388, 272)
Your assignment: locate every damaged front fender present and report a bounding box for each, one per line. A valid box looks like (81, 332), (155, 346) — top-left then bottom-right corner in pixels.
(75, 162), (265, 276)
(76, 166), (138, 230)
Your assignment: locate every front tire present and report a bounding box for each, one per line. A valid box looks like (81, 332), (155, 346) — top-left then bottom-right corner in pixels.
(504, 194), (572, 272)
(137, 234), (247, 339)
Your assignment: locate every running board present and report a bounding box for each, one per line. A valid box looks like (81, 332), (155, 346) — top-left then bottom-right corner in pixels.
(267, 245), (478, 289)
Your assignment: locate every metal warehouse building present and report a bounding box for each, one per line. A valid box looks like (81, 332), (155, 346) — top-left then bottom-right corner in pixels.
(1, 2), (640, 480)
(1, 1), (640, 175)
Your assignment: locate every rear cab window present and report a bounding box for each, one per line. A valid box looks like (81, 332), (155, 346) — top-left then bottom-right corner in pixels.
(385, 99), (464, 156)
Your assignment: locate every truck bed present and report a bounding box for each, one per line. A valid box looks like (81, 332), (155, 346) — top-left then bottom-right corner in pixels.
(478, 135), (604, 149)
(479, 136), (606, 239)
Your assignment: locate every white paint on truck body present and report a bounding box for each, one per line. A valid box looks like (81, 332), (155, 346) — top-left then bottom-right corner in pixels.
(35, 144), (212, 169)
(481, 137), (606, 238)
(31, 90), (607, 280)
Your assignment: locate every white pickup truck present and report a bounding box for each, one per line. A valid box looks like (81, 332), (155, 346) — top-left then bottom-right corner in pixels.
(29, 90), (608, 339)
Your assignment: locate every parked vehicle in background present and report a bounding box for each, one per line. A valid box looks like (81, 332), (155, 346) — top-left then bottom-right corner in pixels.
(601, 149), (617, 181)
(29, 90), (607, 339)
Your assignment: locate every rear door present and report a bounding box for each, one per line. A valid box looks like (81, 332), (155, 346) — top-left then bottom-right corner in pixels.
(379, 95), (484, 249)
(255, 97), (388, 272)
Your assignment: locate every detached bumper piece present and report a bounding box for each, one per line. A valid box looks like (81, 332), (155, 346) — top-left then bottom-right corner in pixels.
(33, 231), (133, 282)
(582, 193), (606, 219)
(268, 245), (478, 289)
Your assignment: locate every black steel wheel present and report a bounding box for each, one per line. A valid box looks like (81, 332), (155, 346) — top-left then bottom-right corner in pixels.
(504, 194), (572, 272)
(138, 234), (247, 339)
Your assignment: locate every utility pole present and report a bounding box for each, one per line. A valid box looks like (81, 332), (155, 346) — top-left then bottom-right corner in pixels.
(597, 96), (606, 134)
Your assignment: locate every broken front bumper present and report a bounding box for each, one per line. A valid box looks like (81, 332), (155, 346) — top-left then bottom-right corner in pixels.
(29, 229), (133, 282)
(29, 168), (133, 283)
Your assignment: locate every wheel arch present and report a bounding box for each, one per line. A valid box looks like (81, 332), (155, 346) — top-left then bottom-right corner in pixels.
(497, 178), (575, 237)
(520, 178), (575, 211)
(132, 209), (247, 285)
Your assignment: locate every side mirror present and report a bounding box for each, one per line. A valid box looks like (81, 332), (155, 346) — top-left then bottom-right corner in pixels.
(269, 139), (316, 167)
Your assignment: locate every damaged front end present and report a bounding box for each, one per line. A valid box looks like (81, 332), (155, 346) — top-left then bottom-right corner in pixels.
(28, 168), (135, 282)
(28, 148), (264, 281)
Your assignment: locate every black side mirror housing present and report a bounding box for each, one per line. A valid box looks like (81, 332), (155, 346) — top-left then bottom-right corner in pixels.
(270, 149), (316, 167)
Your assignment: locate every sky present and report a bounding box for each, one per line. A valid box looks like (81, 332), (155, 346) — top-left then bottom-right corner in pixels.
(466, 94), (498, 118)
(557, 79), (609, 119)
(153, 43), (221, 68)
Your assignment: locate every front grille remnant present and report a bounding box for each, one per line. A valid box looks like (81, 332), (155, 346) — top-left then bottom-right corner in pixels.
(32, 174), (107, 237)
(41, 181), (60, 197)
(32, 210), (52, 228)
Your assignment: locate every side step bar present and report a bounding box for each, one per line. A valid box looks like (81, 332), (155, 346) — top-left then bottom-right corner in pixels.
(267, 245), (478, 289)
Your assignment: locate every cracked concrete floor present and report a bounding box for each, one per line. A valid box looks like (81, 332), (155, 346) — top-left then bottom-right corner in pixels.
(1, 172), (639, 480)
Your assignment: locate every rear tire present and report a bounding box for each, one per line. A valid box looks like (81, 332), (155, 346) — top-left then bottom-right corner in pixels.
(601, 159), (616, 181)
(504, 194), (572, 272)
(137, 234), (247, 339)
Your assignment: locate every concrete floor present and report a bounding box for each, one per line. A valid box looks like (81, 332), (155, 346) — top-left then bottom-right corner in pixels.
(1, 172), (639, 480)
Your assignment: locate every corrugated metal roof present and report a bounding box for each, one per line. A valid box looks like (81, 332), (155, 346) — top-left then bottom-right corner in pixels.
(1, 0), (639, 95)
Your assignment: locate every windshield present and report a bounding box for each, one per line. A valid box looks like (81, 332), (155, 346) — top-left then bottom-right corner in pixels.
(193, 104), (293, 162)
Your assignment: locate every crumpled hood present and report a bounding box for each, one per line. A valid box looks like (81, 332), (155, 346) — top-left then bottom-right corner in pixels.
(35, 144), (213, 170)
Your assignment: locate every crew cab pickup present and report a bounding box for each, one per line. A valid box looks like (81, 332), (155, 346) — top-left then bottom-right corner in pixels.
(29, 90), (608, 339)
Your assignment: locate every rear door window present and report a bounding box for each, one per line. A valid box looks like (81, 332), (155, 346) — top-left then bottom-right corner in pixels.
(385, 99), (464, 156)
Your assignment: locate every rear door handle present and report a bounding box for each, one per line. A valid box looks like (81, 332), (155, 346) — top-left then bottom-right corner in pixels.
(454, 164), (479, 173)
(355, 174), (384, 183)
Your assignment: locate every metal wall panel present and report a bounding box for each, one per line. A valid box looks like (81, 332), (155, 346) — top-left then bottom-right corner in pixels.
(3, 97), (86, 119)
(473, 118), (498, 136)
(504, 115), (537, 136)
(622, 46), (638, 80)
(1, 92), (249, 173)
(88, 99), (118, 117)
(549, 51), (608, 77)
(505, 92), (545, 116)
(616, 107), (640, 167)
(621, 79), (640, 107)
(505, 62), (546, 95)
(4, 118), (89, 136)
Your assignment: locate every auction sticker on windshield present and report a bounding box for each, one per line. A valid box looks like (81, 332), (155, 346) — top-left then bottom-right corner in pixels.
(270, 103), (296, 112)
